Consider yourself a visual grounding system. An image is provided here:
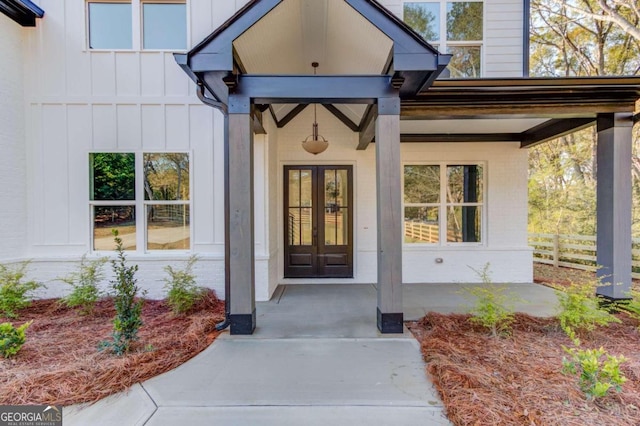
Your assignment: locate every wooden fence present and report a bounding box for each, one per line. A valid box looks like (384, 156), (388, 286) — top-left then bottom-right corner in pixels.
(529, 233), (640, 279)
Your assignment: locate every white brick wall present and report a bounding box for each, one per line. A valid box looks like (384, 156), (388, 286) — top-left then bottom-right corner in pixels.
(0, 14), (27, 261)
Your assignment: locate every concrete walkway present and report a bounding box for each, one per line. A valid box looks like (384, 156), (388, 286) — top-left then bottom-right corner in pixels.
(64, 283), (558, 426)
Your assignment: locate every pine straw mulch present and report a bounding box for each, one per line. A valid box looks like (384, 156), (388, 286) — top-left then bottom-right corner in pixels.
(407, 313), (640, 426)
(0, 290), (225, 406)
(534, 263), (640, 291)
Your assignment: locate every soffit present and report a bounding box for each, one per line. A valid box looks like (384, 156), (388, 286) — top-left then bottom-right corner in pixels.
(232, 0), (393, 75)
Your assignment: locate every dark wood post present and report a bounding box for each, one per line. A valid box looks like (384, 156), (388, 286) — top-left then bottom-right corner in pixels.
(227, 94), (256, 334)
(596, 113), (633, 300)
(375, 96), (403, 333)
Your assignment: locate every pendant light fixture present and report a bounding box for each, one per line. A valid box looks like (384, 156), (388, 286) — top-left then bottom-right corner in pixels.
(301, 62), (329, 155)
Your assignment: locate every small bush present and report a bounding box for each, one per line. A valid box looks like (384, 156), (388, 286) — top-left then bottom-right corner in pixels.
(464, 264), (515, 337)
(562, 331), (627, 400)
(0, 262), (43, 318)
(60, 255), (108, 315)
(555, 279), (620, 334)
(616, 290), (640, 328)
(164, 255), (204, 315)
(100, 230), (144, 356)
(0, 321), (32, 358)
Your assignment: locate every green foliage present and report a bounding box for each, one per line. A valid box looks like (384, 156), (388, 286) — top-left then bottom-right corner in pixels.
(464, 264), (515, 338)
(101, 230), (144, 356)
(555, 279), (620, 334)
(616, 290), (640, 328)
(60, 255), (108, 315)
(0, 321), (32, 358)
(164, 255), (203, 315)
(562, 342), (627, 400)
(0, 262), (43, 318)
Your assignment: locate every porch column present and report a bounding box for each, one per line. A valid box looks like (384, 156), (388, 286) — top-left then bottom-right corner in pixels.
(596, 113), (633, 300)
(227, 95), (256, 334)
(375, 96), (403, 333)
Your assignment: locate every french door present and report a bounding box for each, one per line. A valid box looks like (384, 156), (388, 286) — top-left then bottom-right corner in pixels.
(284, 165), (353, 278)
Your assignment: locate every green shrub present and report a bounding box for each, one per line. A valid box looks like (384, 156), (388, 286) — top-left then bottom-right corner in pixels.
(0, 321), (32, 358)
(464, 264), (515, 337)
(100, 230), (144, 356)
(555, 279), (620, 334)
(0, 262), (42, 318)
(616, 290), (640, 328)
(562, 330), (627, 400)
(164, 255), (204, 315)
(60, 255), (108, 315)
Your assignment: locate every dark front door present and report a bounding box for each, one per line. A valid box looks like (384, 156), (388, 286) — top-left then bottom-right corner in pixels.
(284, 165), (353, 278)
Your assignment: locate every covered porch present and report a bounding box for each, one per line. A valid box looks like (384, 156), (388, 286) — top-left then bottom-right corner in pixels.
(174, 0), (640, 335)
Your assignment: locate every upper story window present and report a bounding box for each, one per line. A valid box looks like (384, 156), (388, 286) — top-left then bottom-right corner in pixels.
(87, 0), (187, 50)
(403, 164), (484, 245)
(403, 1), (483, 78)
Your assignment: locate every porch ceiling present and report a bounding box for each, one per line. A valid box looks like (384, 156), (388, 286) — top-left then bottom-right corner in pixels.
(232, 0), (393, 76)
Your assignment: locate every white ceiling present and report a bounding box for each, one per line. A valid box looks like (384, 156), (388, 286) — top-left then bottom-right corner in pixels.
(400, 118), (550, 134)
(233, 0), (393, 75)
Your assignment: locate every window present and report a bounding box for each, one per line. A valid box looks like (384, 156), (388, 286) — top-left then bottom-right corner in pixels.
(87, 1), (187, 50)
(88, 2), (133, 49)
(403, 1), (483, 78)
(403, 164), (483, 244)
(90, 152), (191, 251)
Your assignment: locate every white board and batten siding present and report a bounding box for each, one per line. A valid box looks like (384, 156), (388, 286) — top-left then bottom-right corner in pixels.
(11, 0), (530, 301)
(0, 13), (28, 260)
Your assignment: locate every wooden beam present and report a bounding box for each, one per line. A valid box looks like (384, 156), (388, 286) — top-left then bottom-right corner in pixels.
(322, 104), (359, 132)
(596, 113), (633, 299)
(251, 107), (266, 135)
(375, 97), (403, 334)
(357, 104), (377, 150)
(400, 133), (520, 143)
(227, 95), (255, 335)
(520, 117), (596, 148)
(276, 104), (308, 128)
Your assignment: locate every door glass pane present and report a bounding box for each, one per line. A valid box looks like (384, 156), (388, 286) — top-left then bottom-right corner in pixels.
(300, 170), (312, 207)
(301, 207), (312, 245)
(146, 204), (190, 250)
(288, 170), (300, 207)
(325, 208), (337, 246)
(337, 170), (348, 208)
(447, 165), (483, 203)
(337, 208), (348, 245)
(447, 205), (481, 242)
(447, 2), (483, 41)
(93, 206), (136, 250)
(144, 153), (189, 201)
(288, 209), (301, 245)
(404, 2), (440, 41)
(143, 3), (187, 50)
(88, 3), (132, 49)
(404, 165), (440, 204)
(404, 206), (439, 243)
(288, 208), (313, 246)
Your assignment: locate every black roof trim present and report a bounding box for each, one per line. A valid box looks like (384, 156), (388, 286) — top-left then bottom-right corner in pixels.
(0, 0), (44, 27)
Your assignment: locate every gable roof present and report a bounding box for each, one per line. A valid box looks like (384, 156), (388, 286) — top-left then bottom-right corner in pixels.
(0, 0), (44, 27)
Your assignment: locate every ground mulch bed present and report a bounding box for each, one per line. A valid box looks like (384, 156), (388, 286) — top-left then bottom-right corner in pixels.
(0, 290), (225, 406)
(534, 263), (640, 291)
(409, 312), (640, 425)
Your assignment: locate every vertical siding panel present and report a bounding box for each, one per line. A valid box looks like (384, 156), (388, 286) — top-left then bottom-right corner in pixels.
(165, 105), (189, 150)
(91, 52), (116, 96)
(140, 52), (164, 96)
(117, 104), (142, 149)
(65, 0), (91, 96)
(164, 53), (190, 97)
(189, 105), (215, 245)
(92, 105), (117, 150)
(190, 0), (213, 46)
(67, 105), (91, 246)
(29, 104), (45, 245)
(213, 1), (237, 29)
(213, 109), (225, 246)
(116, 53), (141, 96)
(40, 0), (67, 97)
(42, 105), (69, 244)
(141, 105), (166, 150)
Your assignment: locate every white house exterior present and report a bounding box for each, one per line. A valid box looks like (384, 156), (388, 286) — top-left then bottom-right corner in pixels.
(1, 0), (638, 333)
